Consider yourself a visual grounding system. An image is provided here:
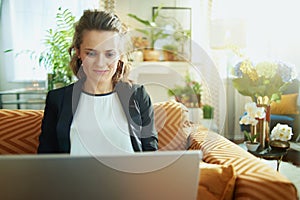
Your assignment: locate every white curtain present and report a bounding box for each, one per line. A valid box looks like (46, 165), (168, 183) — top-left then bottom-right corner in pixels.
(1, 0), (98, 82)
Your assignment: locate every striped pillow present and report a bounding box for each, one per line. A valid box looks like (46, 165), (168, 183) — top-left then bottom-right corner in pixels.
(0, 109), (43, 154)
(153, 100), (191, 150)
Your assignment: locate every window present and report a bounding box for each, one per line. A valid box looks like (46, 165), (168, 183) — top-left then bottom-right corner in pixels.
(1, 0), (98, 82)
(211, 0), (300, 66)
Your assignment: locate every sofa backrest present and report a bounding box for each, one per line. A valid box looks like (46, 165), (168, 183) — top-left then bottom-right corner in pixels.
(153, 100), (190, 150)
(0, 101), (191, 154)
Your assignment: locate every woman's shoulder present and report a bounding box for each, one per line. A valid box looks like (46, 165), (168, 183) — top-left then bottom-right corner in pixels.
(121, 82), (147, 93)
(45, 83), (76, 108)
(46, 83), (78, 104)
(115, 81), (141, 91)
(131, 83), (143, 90)
(115, 81), (148, 99)
(48, 83), (74, 96)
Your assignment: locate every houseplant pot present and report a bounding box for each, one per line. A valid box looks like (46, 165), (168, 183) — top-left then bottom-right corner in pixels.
(245, 141), (260, 152)
(162, 44), (178, 61)
(163, 50), (177, 61)
(244, 130), (259, 151)
(143, 48), (160, 61)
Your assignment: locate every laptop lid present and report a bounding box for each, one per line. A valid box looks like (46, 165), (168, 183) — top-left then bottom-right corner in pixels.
(0, 150), (202, 200)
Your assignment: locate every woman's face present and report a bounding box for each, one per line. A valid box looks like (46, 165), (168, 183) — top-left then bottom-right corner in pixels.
(77, 30), (120, 85)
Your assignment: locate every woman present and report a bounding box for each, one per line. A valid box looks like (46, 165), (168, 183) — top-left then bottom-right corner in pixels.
(38, 10), (158, 155)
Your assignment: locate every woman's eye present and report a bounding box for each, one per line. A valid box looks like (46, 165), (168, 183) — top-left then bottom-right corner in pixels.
(105, 51), (116, 58)
(87, 51), (96, 57)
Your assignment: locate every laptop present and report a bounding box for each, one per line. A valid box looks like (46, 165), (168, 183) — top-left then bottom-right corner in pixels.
(0, 150), (202, 200)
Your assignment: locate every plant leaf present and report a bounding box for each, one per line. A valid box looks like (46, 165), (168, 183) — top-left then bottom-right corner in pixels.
(4, 49), (13, 53)
(127, 13), (152, 26)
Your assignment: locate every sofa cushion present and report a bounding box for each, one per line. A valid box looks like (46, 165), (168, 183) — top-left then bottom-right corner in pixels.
(153, 100), (191, 150)
(0, 109), (44, 154)
(271, 93), (299, 114)
(198, 162), (236, 200)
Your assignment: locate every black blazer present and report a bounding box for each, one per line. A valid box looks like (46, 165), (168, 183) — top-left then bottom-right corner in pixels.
(38, 80), (158, 153)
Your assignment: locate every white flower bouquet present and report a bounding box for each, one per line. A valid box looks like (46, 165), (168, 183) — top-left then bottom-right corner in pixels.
(239, 102), (266, 126)
(270, 123), (293, 141)
(240, 102), (266, 146)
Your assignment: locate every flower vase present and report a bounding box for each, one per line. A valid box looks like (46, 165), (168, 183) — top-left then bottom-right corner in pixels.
(256, 103), (271, 150)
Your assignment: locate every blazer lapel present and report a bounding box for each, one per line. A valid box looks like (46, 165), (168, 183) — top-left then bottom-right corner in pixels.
(57, 80), (83, 152)
(115, 82), (142, 151)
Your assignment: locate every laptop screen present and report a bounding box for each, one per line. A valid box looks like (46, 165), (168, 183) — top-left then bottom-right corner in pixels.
(0, 150), (202, 200)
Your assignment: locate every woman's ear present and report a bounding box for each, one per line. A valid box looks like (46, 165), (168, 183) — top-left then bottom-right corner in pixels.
(75, 48), (80, 58)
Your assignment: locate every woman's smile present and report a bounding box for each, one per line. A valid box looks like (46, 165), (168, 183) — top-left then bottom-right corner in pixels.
(93, 69), (110, 75)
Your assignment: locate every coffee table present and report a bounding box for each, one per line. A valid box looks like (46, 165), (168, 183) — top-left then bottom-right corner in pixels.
(249, 148), (288, 171)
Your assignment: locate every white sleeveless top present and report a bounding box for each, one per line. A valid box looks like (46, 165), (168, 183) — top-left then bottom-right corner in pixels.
(70, 91), (134, 155)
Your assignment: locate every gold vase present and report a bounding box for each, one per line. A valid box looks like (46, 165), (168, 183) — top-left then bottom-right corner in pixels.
(256, 96), (271, 150)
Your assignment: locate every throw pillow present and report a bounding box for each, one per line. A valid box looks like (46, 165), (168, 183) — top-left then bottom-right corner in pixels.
(153, 100), (191, 150)
(270, 93), (299, 115)
(198, 162), (236, 200)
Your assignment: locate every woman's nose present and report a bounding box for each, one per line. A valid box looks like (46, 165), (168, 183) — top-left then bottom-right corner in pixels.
(96, 54), (106, 68)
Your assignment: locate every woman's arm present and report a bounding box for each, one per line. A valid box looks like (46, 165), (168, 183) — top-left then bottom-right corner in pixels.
(37, 90), (60, 153)
(135, 85), (158, 151)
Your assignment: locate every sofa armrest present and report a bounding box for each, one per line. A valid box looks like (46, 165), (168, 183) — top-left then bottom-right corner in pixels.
(188, 129), (298, 200)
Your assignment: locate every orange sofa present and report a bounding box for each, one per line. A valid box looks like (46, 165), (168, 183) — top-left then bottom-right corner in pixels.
(0, 101), (298, 200)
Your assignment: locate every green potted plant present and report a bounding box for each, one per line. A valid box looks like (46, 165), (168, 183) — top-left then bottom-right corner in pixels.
(39, 7), (75, 89)
(244, 131), (260, 151)
(127, 6), (170, 61)
(4, 7), (75, 90)
(167, 72), (202, 108)
(202, 104), (214, 119)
